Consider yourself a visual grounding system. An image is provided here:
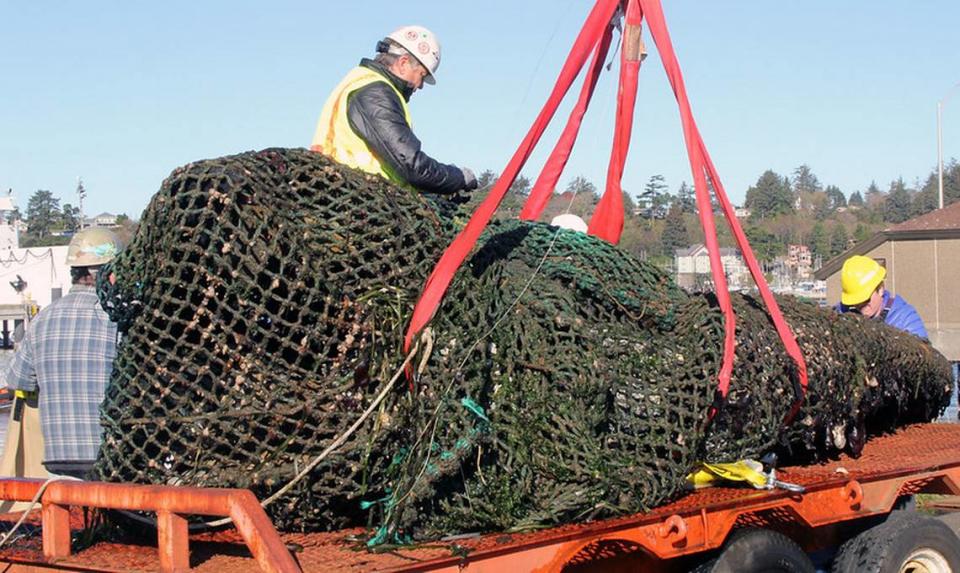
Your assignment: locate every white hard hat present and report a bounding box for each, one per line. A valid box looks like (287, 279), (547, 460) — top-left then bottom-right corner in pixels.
(384, 25), (441, 85)
(550, 214), (588, 233)
(66, 227), (122, 268)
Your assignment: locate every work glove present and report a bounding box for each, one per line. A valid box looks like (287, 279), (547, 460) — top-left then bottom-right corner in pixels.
(461, 167), (478, 191)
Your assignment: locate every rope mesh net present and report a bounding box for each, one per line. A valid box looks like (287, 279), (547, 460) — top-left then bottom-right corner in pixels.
(94, 148), (953, 538)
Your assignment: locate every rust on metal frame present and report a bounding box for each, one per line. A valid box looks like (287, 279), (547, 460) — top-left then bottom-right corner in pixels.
(1, 424), (959, 572)
(0, 479), (300, 573)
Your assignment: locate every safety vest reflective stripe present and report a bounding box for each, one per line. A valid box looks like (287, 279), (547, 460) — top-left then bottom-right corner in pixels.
(311, 67), (413, 189)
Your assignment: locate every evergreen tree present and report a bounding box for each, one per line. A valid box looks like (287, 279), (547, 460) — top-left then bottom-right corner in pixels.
(61, 203), (81, 232)
(813, 194), (831, 220)
(565, 175), (597, 198)
(824, 185), (846, 210)
(745, 170), (794, 219)
(26, 190), (61, 239)
(848, 191), (864, 207)
(622, 191), (636, 217)
(745, 226), (780, 262)
(946, 160), (960, 206)
(643, 174), (668, 197)
(660, 203), (689, 256)
(911, 173), (939, 217)
(643, 174), (671, 215)
(675, 181), (696, 213)
(792, 164), (822, 196)
(829, 224), (849, 256)
(477, 170), (498, 190)
(510, 174), (532, 196)
(809, 222), (829, 259)
(853, 223), (872, 243)
(884, 178), (912, 223)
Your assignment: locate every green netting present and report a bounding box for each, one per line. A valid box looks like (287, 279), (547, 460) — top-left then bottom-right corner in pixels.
(95, 148), (454, 530)
(94, 148), (952, 539)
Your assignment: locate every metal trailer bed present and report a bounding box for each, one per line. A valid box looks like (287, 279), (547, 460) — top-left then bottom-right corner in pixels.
(1, 423), (959, 572)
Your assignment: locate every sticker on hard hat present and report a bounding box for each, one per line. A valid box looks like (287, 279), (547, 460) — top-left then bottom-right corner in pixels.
(405, 30), (419, 41)
(418, 42), (430, 55)
(82, 244), (118, 257)
(858, 269), (877, 285)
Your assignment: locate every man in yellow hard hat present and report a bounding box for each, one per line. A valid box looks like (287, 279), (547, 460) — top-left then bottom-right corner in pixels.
(3, 228), (122, 479)
(837, 255), (927, 339)
(311, 25), (478, 196)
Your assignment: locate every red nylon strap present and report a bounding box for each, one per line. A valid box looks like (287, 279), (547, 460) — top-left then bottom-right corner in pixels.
(403, 0), (621, 352)
(638, 0), (808, 421)
(521, 22), (614, 220)
(588, 0), (642, 243)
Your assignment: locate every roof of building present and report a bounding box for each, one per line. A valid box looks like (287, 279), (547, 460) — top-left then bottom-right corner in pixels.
(0, 196), (15, 211)
(886, 199), (960, 233)
(814, 200), (960, 279)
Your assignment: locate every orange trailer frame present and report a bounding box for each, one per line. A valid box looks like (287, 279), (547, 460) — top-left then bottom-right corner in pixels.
(0, 423), (958, 572)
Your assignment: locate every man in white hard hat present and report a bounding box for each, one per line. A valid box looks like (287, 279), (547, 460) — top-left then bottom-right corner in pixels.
(311, 25), (479, 195)
(4, 228), (122, 479)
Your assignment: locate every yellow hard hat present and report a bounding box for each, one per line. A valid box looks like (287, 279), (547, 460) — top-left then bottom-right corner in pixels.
(66, 228), (122, 268)
(841, 255), (886, 306)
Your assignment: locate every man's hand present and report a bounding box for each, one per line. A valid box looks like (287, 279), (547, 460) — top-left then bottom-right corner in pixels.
(461, 167), (478, 191)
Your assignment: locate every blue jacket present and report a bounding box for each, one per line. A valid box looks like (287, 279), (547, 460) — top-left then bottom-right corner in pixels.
(838, 291), (928, 340)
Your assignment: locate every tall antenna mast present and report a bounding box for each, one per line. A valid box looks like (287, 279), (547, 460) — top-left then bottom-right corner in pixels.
(76, 176), (87, 229)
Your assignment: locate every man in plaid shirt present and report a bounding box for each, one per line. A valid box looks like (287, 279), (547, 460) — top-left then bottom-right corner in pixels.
(5, 228), (122, 479)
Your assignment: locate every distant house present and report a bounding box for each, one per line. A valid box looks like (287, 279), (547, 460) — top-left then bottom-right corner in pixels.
(675, 244), (747, 290)
(633, 198), (668, 219)
(83, 212), (119, 228)
(814, 201), (960, 360)
(785, 244), (813, 278)
(734, 205), (751, 219)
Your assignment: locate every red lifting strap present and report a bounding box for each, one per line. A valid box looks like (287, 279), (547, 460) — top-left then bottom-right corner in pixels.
(588, 0), (642, 242)
(403, 0), (621, 353)
(638, 0), (808, 421)
(403, 0), (808, 424)
(520, 18), (614, 220)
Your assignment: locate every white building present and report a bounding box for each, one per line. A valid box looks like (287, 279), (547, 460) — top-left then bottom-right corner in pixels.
(83, 212), (118, 228)
(0, 246), (72, 310)
(675, 244), (749, 291)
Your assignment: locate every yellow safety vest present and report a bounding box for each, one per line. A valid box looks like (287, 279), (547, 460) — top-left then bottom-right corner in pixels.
(311, 66), (414, 189)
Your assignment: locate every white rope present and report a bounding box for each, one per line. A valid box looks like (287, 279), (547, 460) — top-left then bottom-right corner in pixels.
(0, 476), (82, 549)
(120, 332), (428, 530)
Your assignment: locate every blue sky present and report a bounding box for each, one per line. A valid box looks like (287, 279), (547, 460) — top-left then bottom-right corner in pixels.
(2, 1), (959, 219)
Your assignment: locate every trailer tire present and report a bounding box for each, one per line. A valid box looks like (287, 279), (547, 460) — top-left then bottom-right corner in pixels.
(831, 513), (960, 573)
(690, 528), (815, 573)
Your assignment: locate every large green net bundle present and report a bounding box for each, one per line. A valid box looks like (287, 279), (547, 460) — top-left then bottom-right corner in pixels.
(95, 148), (952, 539)
(95, 148), (455, 530)
(375, 225), (952, 538)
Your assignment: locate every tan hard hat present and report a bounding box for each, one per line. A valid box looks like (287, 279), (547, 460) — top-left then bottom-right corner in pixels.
(384, 25), (441, 85)
(66, 228), (122, 268)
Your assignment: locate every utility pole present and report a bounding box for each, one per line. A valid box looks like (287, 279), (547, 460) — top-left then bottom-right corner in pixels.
(76, 177), (87, 229)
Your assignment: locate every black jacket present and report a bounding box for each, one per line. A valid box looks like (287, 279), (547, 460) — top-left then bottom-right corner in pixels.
(346, 59), (466, 194)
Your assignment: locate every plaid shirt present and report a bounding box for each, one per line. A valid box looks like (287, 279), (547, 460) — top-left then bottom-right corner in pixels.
(5, 285), (118, 464)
